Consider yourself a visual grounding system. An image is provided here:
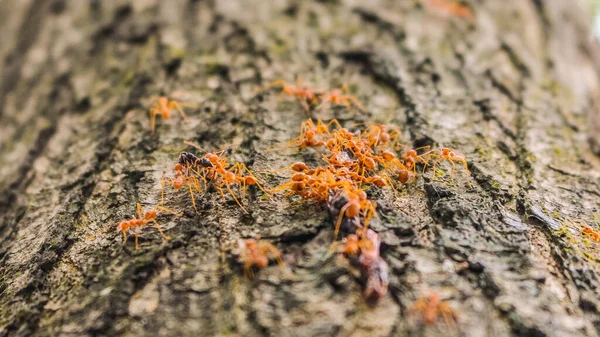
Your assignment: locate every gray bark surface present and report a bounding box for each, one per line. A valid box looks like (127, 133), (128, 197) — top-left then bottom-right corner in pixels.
(1, 1), (600, 336)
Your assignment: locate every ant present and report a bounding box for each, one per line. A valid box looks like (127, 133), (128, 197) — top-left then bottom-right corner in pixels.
(335, 228), (389, 302)
(427, 147), (470, 179)
(362, 124), (401, 148)
(234, 238), (286, 279)
(408, 292), (458, 326)
(88, 203), (182, 250)
(263, 76), (323, 112)
(582, 226), (600, 242)
(425, 0), (473, 21)
(148, 96), (190, 134)
(316, 84), (366, 112)
(183, 141), (266, 214)
(161, 163), (205, 214)
(333, 188), (377, 241)
(229, 162), (271, 199)
(402, 147), (431, 176)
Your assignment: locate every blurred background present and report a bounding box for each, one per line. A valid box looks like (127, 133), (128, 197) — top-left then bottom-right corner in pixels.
(581, 0), (600, 38)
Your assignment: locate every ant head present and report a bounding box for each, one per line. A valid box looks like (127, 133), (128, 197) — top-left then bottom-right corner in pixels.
(117, 221), (128, 232)
(406, 149), (417, 158)
(144, 209), (157, 220)
(325, 139), (337, 149)
(174, 163), (184, 171)
(205, 153), (219, 163)
(305, 129), (316, 139)
(244, 239), (257, 249)
(358, 190), (367, 200)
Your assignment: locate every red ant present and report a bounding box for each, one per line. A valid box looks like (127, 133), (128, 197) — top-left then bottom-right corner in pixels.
(88, 203), (182, 250)
(333, 188), (377, 241)
(582, 226), (600, 242)
(425, 0), (473, 21)
(263, 76), (323, 112)
(336, 228), (388, 302)
(161, 163), (205, 214)
(362, 124), (401, 148)
(234, 238), (286, 279)
(183, 141), (266, 214)
(316, 84), (366, 112)
(427, 147), (470, 179)
(148, 96), (189, 134)
(408, 292), (458, 326)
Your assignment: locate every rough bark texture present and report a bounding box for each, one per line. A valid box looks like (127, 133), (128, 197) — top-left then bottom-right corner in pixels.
(1, 0), (600, 336)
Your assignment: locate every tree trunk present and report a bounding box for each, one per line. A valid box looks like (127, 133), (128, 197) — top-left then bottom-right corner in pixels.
(1, 0), (600, 336)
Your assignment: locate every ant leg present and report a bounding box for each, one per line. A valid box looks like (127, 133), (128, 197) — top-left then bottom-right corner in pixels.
(160, 179), (168, 206)
(263, 244), (285, 270)
(150, 109), (158, 134)
(326, 118), (343, 130)
(187, 185), (199, 214)
(156, 205), (183, 216)
(299, 99), (310, 113)
(239, 164), (271, 196)
(458, 158), (470, 176)
(169, 101), (189, 122)
(152, 220), (171, 241)
(137, 203), (143, 219)
(334, 203), (350, 242)
(266, 80), (288, 90)
(225, 182), (248, 214)
(440, 307), (456, 327)
(135, 228), (140, 251)
(348, 96), (366, 111)
(86, 223), (117, 241)
(315, 99), (329, 111)
(449, 160), (457, 180)
(122, 229), (128, 245)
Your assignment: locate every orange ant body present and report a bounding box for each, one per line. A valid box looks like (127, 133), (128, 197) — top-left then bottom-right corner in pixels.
(582, 226), (600, 242)
(264, 76), (323, 112)
(235, 238), (286, 278)
(89, 203), (182, 250)
(428, 147), (470, 178)
(426, 0), (473, 20)
(317, 85), (366, 112)
(149, 97), (189, 134)
(409, 292), (458, 326)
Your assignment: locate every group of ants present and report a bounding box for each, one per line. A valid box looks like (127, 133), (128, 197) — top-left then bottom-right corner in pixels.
(87, 76), (469, 327)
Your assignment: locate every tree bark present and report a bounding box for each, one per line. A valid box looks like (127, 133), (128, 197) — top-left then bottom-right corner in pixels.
(1, 0), (600, 336)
